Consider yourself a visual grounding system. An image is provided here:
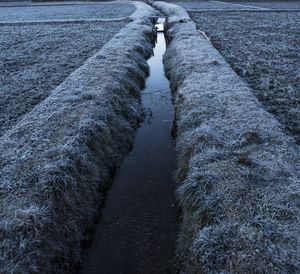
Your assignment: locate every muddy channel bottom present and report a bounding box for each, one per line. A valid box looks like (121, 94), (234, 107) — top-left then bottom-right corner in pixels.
(80, 23), (179, 274)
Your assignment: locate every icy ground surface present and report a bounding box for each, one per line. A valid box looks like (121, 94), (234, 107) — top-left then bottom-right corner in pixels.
(226, 1), (300, 9)
(172, 1), (258, 10)
(0, 19), (129, 136)
(0, 3), (135, 21)
(190, 11), (300, 137)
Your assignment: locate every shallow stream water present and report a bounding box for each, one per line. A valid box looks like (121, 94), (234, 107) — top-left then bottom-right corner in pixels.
(80, 19), (179, 274)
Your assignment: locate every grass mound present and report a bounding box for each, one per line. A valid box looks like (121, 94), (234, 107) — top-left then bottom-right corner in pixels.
(0, 4), (157, 272)
(0, 20), (129, 136)
(189, 10), (300, 139)
(154, 1), (300, 273)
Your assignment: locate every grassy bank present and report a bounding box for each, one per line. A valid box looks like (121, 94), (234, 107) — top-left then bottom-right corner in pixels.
(0, 3), (156, 272)
(154, 1), (300, 273)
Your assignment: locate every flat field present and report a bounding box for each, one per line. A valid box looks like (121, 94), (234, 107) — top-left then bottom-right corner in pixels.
(0, 3), (135, 21)
(173, 1), (258, 10)
(0, 3), (133, 136)
(172, 1), (300, 10)
(224, 1), (300, 9)
(189, 10), (300, 137)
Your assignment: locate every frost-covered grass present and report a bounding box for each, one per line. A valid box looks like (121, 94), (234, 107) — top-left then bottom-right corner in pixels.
(190, 11), (300, 138)
(171, 1), (258, 10)
(0, 2), (156, 273)
(223, 1), (300, 9)
(154, 1), (300, 273)
(168, 1), (300, 10)
(0, 3), (135, 21)
(0, 20), (129, 136)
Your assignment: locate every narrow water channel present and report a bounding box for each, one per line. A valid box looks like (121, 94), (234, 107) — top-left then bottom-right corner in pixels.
(80, 19), (179, 274)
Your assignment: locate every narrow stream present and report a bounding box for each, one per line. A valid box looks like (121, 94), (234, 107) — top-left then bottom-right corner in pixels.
(80, 18), (179, 274)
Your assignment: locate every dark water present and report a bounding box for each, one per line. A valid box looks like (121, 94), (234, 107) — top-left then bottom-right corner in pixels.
(80, 22), (179, 274)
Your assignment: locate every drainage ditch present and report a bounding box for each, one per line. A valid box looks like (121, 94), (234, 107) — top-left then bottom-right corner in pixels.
(80, 18), (179, 274)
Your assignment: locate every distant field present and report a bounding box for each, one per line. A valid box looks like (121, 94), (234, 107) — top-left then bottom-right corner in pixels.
(0, 3), (134, 21)
(0, 3), (134, 136)
(190, 11), (300, 137)
(173, 1), (258, 9)
(172, 1), (300, 10)
(226, 1), (300, 9)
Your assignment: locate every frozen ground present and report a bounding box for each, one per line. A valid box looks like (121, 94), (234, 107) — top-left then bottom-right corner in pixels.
(0, 20), (130, 136)
(0, 3), (135, 21)
(224, 1), (300, 9)
(171, 1), (300, 10)
(172, 1), (258, 10)
(190, 11), (300, 138)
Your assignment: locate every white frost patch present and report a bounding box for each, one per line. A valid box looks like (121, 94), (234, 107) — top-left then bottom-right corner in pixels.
(0, 2), (157, 273)
(154, 1), (300, 273)
(131, 1), (158, 20)
(154, 1), (190, 24)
